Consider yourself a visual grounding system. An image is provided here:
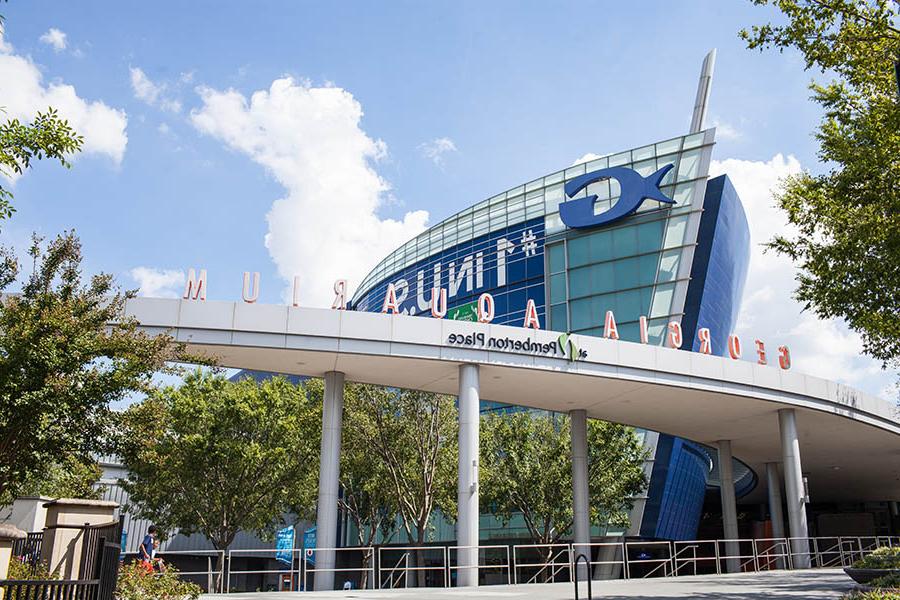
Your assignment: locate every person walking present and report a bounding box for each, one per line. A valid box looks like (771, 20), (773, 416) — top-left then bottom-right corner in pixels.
(139, 525), (158, 573)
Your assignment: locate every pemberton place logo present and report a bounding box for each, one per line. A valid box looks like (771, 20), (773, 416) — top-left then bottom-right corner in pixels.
(446, 330), (588, 362)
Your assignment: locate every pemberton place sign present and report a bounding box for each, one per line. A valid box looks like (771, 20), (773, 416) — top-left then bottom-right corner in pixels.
(177, 268), (793, 371)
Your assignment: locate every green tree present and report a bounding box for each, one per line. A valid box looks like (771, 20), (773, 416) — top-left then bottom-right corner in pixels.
(740, 0), (900, 369)
(0, 6), (84, 221)
(480, 412), (647, 550)
(117, 371), (321, 552)
(4, 455), (103, 504)
(0, 232), (188, 503)
(338, 384), (400, 588)
(345, 385), (457, 586)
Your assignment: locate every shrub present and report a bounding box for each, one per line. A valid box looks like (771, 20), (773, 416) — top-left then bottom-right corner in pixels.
(870, 572), (900, 590)
(115, 562), (201, 600)
(6, 557), (52, 579)
(843, 591), (900, 600)
(854, 547), (900, 570)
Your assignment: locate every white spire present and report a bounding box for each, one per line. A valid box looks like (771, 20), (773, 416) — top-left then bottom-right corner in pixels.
(690, 49), (717, 133)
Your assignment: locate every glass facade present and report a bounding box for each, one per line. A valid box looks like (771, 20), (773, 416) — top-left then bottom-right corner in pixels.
(351, 127), (752, 542)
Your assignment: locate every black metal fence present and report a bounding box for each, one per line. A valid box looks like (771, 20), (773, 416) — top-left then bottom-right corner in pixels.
(1, 519), (122, 600)
(10, 532), (43, 578)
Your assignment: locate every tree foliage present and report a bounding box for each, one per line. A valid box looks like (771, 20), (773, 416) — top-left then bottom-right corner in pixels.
(0, 109), (84, 220)
(117, 371), (321, 551)
(344, 385), (458, 547)
(340, 384), (399, 548)
(480, 411), (647, 546)
(2, 455), (103, 505)
(741, 0), (900, 368)
(0, 232), (188, 502)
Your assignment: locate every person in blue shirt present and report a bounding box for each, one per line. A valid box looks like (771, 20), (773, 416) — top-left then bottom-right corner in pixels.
(139, 525), (157, 572)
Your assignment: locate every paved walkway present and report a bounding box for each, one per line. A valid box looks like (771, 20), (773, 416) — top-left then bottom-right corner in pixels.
(202, 568), (857, 599)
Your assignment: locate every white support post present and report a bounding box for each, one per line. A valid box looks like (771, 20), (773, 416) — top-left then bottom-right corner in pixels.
(315, 371), (345, 591)
(717, 440), (740, 573)
(457, 364), (480, 587)
(779, 409), (810, 568)
(766, 462), (786, 569)
(570, 410), (591, 582)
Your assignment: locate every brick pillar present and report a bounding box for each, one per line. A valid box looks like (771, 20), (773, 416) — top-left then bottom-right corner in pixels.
(0, 524), (26, 599)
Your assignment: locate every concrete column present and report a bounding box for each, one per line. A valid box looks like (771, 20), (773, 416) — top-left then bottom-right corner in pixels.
(39, 499), (118, 580)
(457, 364), (480, 587)
(315, 371), (345, 591)
(570, 410), (591, 582)
(765, 462), (786, 569)
(0, 524), (26, 597)
(717, 440), (740, 573)
(779, 409), (810, 568)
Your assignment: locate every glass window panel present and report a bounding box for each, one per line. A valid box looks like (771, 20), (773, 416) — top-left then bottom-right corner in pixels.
(614, 257), (640, 289)
(508, 185), (524, 197)
(609, 178), (621, 198)
(616, 289), (642, 322)
(525, 178), (543, 192)
(570, 297), (594, 330)
(656, 137), (681, 155)
(677, 149), (701, 181)
(618, 322), (640, 344)
(633, 158), (657, 177)
(650, 283), (676, 318)
(658, 249), (681, 282)
(593, 197), (612, 215)
(637, 219), (665, 254)
(648, 317), (668, 345)
(639, 286), (653, 315)
(673, 183), (695, 207)
(568, 236), (591, 267)
(589, 230), (614, 263)
(683, 132), (705, 149)
(591, 262), (615, 294)
(663, 215), (689, 248)
(544, 184), (564, 213)
(638, 254), (659, 286)
(550, 303), (568, 331)
(587, 179), (610, 200)
(587, 157), (608, 171)
(549, 273), (567, 304)
(565, 164), (586, 179)
(526, 201), (544, 219)
(545, 212), (564, 233)
(659, 160), (677, 186)
(508, 209), (526, 225)
(609, 151), (630, 167)
(568, 266), (592, 298)
(633, 144), (654, 161)
(548, 243), (566, 273)
(507, 195), (525, 213)
(612, 226), (637, 258)
(545, 171), (564, 185)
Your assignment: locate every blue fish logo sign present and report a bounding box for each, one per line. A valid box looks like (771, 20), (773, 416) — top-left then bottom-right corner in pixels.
(559, 164), (675, 229)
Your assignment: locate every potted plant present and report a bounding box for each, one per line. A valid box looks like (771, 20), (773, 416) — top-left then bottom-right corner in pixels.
(845, 547), (900, 585)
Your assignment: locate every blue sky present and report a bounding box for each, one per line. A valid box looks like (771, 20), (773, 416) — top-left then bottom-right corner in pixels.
(0, 1), (895, 397)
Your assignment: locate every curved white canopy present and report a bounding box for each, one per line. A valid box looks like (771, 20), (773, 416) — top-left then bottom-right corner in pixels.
(125, 297), (900, 504)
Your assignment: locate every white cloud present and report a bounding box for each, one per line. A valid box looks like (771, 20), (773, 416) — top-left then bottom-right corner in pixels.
(190, 77), (429, 307)
(0, 35), (128, 174)
(418, 137), (457, 166)
(39, 28), (67, 52)
(129, 267), (185, 298)
(571, 152), (603, 166)
(129, 67), (181, 113)
(710, 155), (895, 396)
(711, 117), (743, 141)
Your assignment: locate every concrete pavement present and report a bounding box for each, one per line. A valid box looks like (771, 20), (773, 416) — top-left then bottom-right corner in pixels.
(202, 568), (857, 599)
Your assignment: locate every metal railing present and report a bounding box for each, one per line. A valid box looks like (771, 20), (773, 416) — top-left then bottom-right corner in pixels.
(114, 535), (900, 593)
(447, 545), (511, 586)
(377, 546), (447, 588)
